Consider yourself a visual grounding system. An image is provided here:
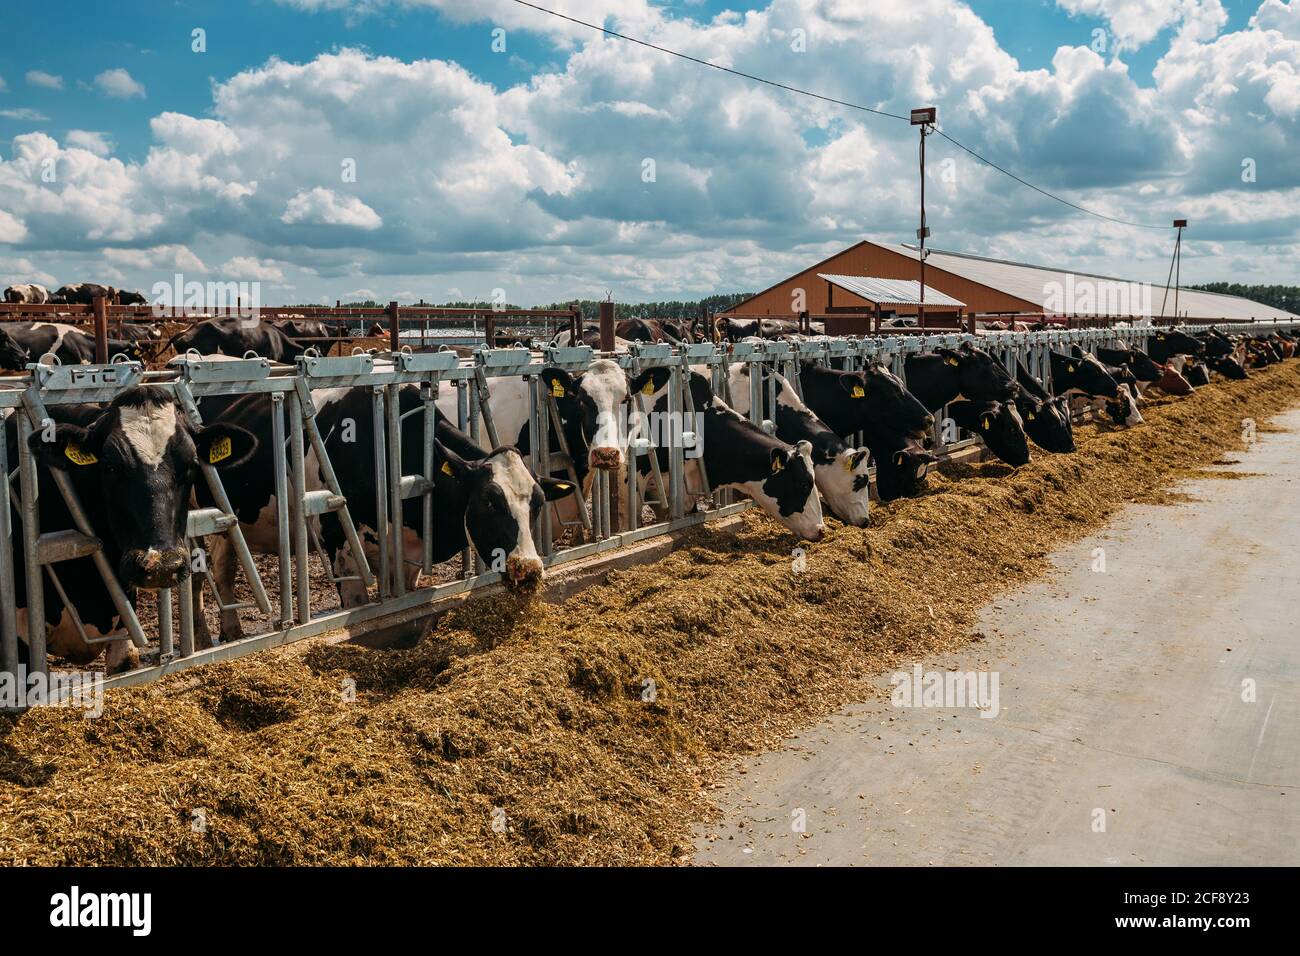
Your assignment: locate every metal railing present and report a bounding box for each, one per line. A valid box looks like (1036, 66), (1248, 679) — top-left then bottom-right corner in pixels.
(3, 319), (1297, 692)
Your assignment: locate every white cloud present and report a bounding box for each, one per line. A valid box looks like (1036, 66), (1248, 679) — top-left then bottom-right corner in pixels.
(103, 244), (208, 272)
(0, 209), (30, 244)
(26, 70), (64, 90)
(0, 108), (49, 121)
(221, 256), (287, 281)
(65, 130), (114, 157)
(93, 68), (146, 99)
(1056, 0), (1227, 50)
(281, 187), (383, 229)
(0, 256), (58, 287)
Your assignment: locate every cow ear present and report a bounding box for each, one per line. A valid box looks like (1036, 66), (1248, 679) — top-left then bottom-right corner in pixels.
(540, 367), (577, 400)
(850, 449), (869, 470)
(892, 451), (907, 467)
(435, 443), (475, 482)
(29, 422), (100, 469)
(194, 423), (257, 468)
(838, 373), (867, 399)
(628, 366), (670, 398)
(539, 476), (577, 501)
(687, 371), (715, 409)
(937, 348), (961, 367)
(769, 447), (789, 473)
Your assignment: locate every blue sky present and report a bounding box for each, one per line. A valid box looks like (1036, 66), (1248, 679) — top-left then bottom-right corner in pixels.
(1, 0), (1297, 305)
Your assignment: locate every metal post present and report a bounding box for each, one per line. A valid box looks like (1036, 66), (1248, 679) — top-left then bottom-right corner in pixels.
(92, 295), (109, 364)
(371, 387), (390, 597)
(388, 300), (400, 353)
(385, 383), (405, 596)
(157, 588), (174, 661)
(0, 414), (17, 677)
(421, 382), (435, 576)
(599, 300), (615, 353)
(288, 388), (312, 622)
(270, 392), (294, 627)
(15, 415), (45, 675)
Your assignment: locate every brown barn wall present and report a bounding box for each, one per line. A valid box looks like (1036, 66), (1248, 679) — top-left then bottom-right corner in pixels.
(729, 241), (1041, 317)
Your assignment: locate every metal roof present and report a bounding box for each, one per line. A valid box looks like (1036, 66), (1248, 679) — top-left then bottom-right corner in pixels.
(817, 274), (966, 309)
(874, 241), (1299, 322)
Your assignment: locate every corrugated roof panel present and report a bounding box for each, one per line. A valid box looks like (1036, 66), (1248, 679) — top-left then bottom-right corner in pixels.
(817, 274), (966, 309)
(874, 242), (1298, 322)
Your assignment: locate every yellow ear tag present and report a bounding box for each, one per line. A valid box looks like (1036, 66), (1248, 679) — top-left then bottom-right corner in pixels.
(1068, 363), (1077, 373)
(946, 357), (959, 367)
(207, 435), (233, 464)
(843, 457), (854, 472)
(893, 452), (906, 466)
(1027, 411), (1036, 420)
(550, 380), (566, 398)
(641, 379), (656, 396)
(771, 456), (784, 474)
(554, 482), (571, 492)
(64, 443), (97, 466)
(440, 460), (454, 476)
(851, 385), (865, 399)
(981, 416), (992, 430)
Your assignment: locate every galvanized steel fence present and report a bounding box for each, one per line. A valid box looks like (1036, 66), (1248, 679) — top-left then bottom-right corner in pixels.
(3, 320), (1297, 692)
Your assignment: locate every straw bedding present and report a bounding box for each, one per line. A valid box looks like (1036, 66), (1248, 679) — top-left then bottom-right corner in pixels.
(2, 363), (1298, 866)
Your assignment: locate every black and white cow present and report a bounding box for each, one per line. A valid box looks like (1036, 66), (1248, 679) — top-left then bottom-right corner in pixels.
(197, 387), (577, 640)
(868, 433), (939, 502)
(947, 400), (1030, 467)
(1096, 345), (1164, 395)
(4, 321), (143, 365)
(117, 290), (148, 306)
(1208, 354), (1249, 380)
(902, 343), (1019, 412)
(7, 386), (256, 672)
(724, 363), (871, 526)
(636, 369), (826, 541)
(167, 318), (311, 363)
(1048, 349), (1142, 426)
(1014, 362), (1076, 453)
(0, 325), (30, 370)
(4, 283), (49, 304)
(797, 360), (934, 447)
(1145, 328), (1203, 365)
(53, 283), (117, 306)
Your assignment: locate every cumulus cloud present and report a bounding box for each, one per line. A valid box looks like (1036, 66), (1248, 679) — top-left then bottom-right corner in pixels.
(0, 256), (58, 287)
(26, 70), (64, 90)
(103, 244), (209, 272)
(2, 0), (1297, 300)
(221, 256), (288, 281)
(65, 130), (114, 156)
(93, 68), (146, 99)
(281, 187), (383, 229)
(1055, 0), (1228, 50)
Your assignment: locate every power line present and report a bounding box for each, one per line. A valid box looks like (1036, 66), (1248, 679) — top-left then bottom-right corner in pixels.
(508, 0), (1174, 231)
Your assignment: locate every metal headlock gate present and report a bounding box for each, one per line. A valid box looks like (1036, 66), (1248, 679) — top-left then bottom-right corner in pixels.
(3, 319), (1298, 693)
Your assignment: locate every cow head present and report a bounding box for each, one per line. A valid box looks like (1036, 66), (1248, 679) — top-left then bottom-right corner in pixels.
(748, 438), (825, 541)
(1184, 362), (1212, 386)
(872, 440), (939, 502)
(0, 326), (29, 370)
(1209, 355), (1248, 380)
(1027, 395), (1075, 453)
(29, 386), (256, 589)
(437, 444), (575, 589)
(935, 343), (1018, 403)
(815, 445), (871, 528)
(1122, 348), (1163, 382)
(1149, 328), (1204, 359)
(803, 360), (933, 442)
(541, 359), (650, 473)
(1155, 364), (1194, 395)
(950, 400), (1031, 467)
(1050, 349), (1119, 398)
(1105, 384), (1144, 427)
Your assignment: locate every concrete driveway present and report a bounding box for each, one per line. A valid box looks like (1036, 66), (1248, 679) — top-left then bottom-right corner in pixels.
(694, 408), (1300, 866)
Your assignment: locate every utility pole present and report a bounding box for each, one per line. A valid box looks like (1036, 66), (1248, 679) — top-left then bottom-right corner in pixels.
(911, 107), (937, 329)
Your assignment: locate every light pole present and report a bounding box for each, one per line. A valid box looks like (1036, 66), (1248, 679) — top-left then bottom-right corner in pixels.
(911, 107), (937, 329)
(1160, 219), (1187, 321)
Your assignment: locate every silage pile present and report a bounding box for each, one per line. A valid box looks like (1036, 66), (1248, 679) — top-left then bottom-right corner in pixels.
(2, 364), (1299, 866)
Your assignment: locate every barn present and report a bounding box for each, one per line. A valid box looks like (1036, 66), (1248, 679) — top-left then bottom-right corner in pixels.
(725, 238), (1300, 325)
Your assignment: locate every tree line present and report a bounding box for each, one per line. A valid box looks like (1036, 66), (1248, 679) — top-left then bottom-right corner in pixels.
(1189, 283), (1299, 313)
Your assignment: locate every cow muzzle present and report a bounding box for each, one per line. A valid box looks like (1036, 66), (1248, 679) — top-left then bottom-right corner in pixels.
(120, 548), (190, 589)
(589, 446), (622, 470)
(504, 554), (544, 590)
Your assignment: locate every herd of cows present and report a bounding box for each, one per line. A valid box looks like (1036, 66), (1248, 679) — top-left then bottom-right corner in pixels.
(3, 311), (1297, 679)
